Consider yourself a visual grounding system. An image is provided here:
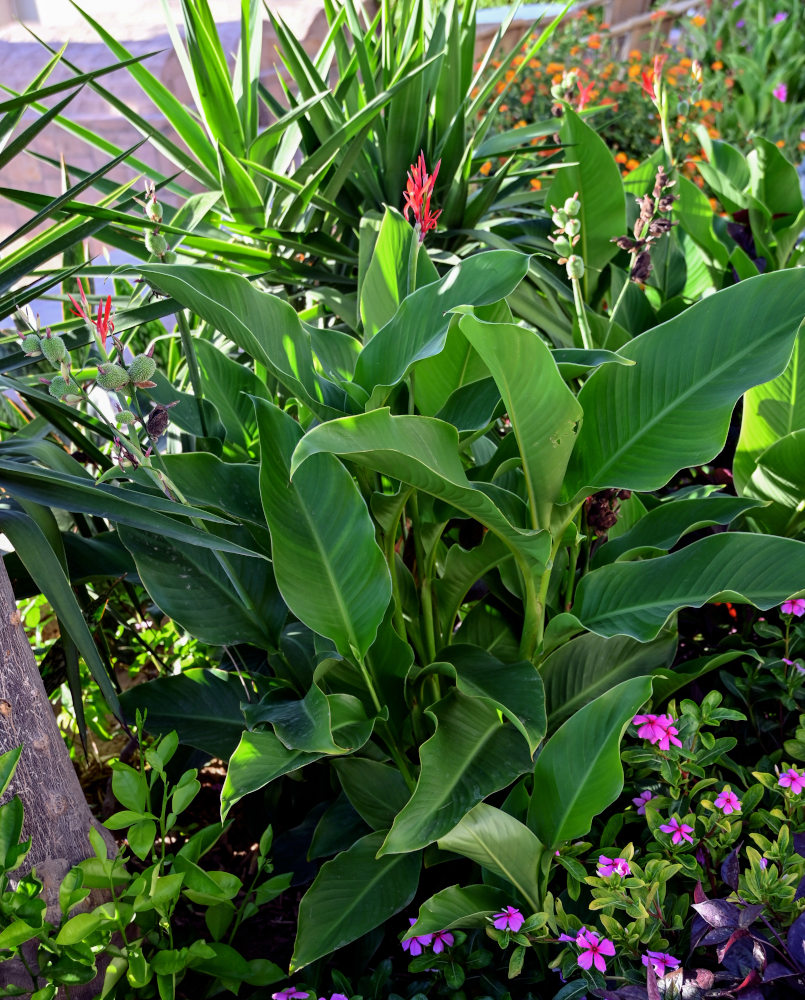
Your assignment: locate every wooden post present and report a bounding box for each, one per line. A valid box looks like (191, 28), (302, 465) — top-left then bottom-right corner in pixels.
(0, 557), (116, 995)
(607, 0), (653, 51)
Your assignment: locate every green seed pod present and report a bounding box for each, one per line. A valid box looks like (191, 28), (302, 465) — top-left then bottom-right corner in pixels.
(96, 363), (130, 391)
(48, 375), (80, 400)
(565, 218), (581, 238)
(41, 335), (67, 365)
(115, 410), (138, 427)
(565, 255), (585, 280)
(145, 230), (169, 257)
(553, 236), (573, 257)
(564, 195), (581, 217)
(127, 354), (156, 384)
(552, 210), (569, 230)
(20, 334), (42, 356)
(146, 199), (163, 223)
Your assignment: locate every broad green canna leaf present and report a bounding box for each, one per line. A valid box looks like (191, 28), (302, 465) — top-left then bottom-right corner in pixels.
(564, 272), (805, 499)
(379, 689), (533, 855)
(458, 314), (582, 528)
(530, 676), (653, 848)
(574, 532), (805, 641)
(438, 803), (544, 912)
(354, 249), (530, 407)
(290, 832), (421, 971)
(291, 408), (550, 569)
(254, 398), (391, 661)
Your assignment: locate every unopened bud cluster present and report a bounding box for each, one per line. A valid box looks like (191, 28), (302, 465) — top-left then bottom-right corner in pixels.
(140, 180), (174, 262)
(549, 192), (585, 281)
(611, 165), (679, 284)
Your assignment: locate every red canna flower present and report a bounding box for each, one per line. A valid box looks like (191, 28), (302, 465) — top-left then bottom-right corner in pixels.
(640, 54), (667, 100)
(69, 278), (114, 348)
(577, 79), (595, 111)
(403, 151), (442, 243)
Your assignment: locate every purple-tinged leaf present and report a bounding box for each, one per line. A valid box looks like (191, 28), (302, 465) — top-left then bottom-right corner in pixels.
(694, 880), (708, 904)
(796, 874), (805, 902)
(701, 925), (735, 946)
(717, 927), (749, 964)
(787, 911), (805, 971)
(692, 898), (740, 928)
(720, 934), (761, 976)
(689, 914), (709, 953)
(793, 832), (805, 857)
(763, 960), (795, 981)
(646, 963), (660, 1000)
(720, 842), (742, 890)
(738, 903), (765, 928)
(592, 988), (648, 1000)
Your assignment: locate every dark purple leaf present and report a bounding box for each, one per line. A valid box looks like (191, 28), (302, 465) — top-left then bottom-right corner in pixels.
(796, 874), (805, 902)
(721, 935), (762, 976)
(692, 898), (740, 928)
(734, 968), (762, 992)
(703, 925), (737, 946)
(788, 912), (805, 971)
(592, 989), (648, 1000)
(763, 960), (796, 981)
(690, 914), (710, 953)
(793, 832), (805, 858)
(738, 903), (765, 928)
(721, 842), (742, 891)
(717, 927), (749, 963)
(751, 937), (767, 972)
(694, 880), (708, 904)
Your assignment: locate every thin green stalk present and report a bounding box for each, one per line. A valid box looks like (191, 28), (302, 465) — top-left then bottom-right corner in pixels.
(570, 276), (593, 350)
(602, 274), (631, 348)
(358, 652), (417, 792)
(175, 310), (208, 438)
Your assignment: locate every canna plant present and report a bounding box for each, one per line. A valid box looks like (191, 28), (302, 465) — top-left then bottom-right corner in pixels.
(4, 152), (805, 977)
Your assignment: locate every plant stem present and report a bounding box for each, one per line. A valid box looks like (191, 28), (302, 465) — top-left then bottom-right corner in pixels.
(570, 276), (593, 350)
(175, 310), (208, 437)
(602, 274), (631, 348)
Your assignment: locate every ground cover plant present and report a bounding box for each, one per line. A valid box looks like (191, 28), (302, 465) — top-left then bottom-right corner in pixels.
(0, 1), (805, 998)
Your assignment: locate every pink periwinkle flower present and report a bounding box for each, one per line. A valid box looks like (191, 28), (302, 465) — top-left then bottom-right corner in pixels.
(431, 930), (454, 954)
(779, 767), (805, 794)
(660, 816), (694, 845)
(320, 995), (349, 1000)
(493, 906), (524, 932)
(773, 11), (788, 22)
(597, 855), (631, 878)
(642, 951), (680, 977)
(633, 714), (682, 751)
(714, 787), (741, 815)
(782, 598), (805, 616)
(576, 929), (616, 973)
(633, 789), (655, 815)
(401, 918), (433, 956)
(273, 989), (309, 1000)
(760, 857), (769, 869)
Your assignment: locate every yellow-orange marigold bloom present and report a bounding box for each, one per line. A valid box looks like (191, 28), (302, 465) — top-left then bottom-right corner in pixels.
(711, 60), (723, 70)
(480, 161), (492, 176)
(530, 178), (542, 190)
(626, 158), (640, 170)
(615, 151), (628, 163)
(691, 15), (706, 27)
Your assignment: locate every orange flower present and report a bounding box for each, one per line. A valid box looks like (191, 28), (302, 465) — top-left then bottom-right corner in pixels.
(588, 33), (601, 49)
(709, 197), (719, 211)
(629, 49), (642, 60)
(498, 104), (509, 112)
(513, 55), (524, 67)
(529, 59), (541, 69)
(711, 60), (723, 70)
(679, 57), (692, 68)
(615, 151), (628, 163)
(480, 161), (493, 176)
(515, 119), (527, 129)
(776, 139), (786, 148)
(530, 178), (542, 190)
(626, 158), (640, 170)
(691, 15), (706, 27)
(628, 64), (641, 79)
